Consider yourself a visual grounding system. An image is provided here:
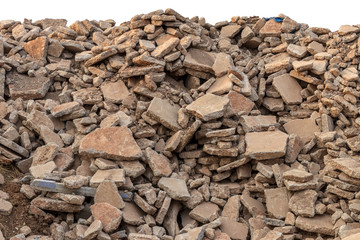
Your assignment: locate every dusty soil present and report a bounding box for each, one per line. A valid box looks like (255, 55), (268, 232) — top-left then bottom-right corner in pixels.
(0, 165), (51, 239)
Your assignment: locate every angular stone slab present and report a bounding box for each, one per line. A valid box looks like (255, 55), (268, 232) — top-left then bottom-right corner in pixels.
(79, 126), (142, 161)
(264, 187), (289, 219)
(90, 169), (125, 187)
(295, 215), (334, 236)
(31, 196), (84, 213)
(245, 131), (288, 160)
(272, 73), (302, 105)
(186, 93), (229, 121)
(184, 48), (216, 73)
(147, 97), (181, 131)
(227, 91), (254, 115)
(101, 80), (129, 104)
(239, 115), (277, 132)
(330, 158), (360, 179)
(7, 72), (52, 100)
(158, 177), (190, 201)
(283, 118), (319, 144)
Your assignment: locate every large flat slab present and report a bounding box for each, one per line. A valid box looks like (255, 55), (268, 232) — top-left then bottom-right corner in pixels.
(183, 48), (216, 73)
(330, 158), (360, 179)
(147, 97), (181, 131)
(283, 118), (319, 143)
(272, 73), (302, 104)
(79, 126), (142, 161)
(186, 93), (229, 121)
(7, 72), (52, 100)
(245, 131), (288, 160)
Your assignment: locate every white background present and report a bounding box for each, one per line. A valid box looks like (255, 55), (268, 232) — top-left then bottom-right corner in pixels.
(4, 0), (360, 31)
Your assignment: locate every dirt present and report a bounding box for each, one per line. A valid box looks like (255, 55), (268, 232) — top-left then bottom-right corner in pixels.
(0, 165), (51, 239)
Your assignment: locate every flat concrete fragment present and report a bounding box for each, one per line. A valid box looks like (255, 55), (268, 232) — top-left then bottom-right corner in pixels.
(147, 97), (181, 131)
(330, 158), (360, 179)
(220, 217), (249, 240)
(144, 147), (172, 177)
(240, 194), (266, 216)
(227, 91), (254, 115)
(184, 48), (216, 73)
(71, 88), (103, 105)
(90, 169), (125, 187)
(94, 180), (125, 209)
(91, 202), (122, 233)
(0, 135), (29, 158)
(283, 118), (319, 143)
(24, 36), (48, 59)
(264, 187), (289, 219)
(29, 161), (57, 178)
(51, 101), (80, 118)
(289, 190), (317, 217)
(220, 25), (242, 38)
(151, 37), (179, 58)
(189, 202), (220, 223)
(240, 115), (277, 132)
(186, 93), (229, 121)
(7, 72), (51, 100)
(287, 44), (307, 58)
(295, 215), (334, 236)
(212, 53), (235, 77)
(31, 196), (83, 213)
(282, 169), (313, 183)
(207, 75), (233, 95)
(259, 19), (282, 37)
(101, 81), (129, 104)
(79, 126), (142, 161)
(272, 74), (302, 104)
(245, 131), (288, 160)
(158, 177), (190, 201)
(122, 202), (145, 225)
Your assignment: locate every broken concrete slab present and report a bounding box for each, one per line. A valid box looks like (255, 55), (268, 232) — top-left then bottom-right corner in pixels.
(79, 126), (142, 161)
(186, 93), (229, 121)
(147, 97), (182, 131)
(158, 177), (190, 201)
(272, 74), (302, 105)
(283, 118), (319, 144)
(245, 131), (288, 160)
(7, 72), (52, 100)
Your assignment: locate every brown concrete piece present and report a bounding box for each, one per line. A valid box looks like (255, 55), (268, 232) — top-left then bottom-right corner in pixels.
(24, 36), (48, 59)
(295, 215), (334, 236)
(91, 202), (122, 233)
(122, 202), (145, 226)
(7, 72), (52, 100)
(90, 169), (125, 187)
(31, 196), (83, 213)
(330, 158), (360, 179)
(79, 126), (142, 161)
(158, 177), (190, 201)
(272, 74), (302, 105)
(207, 75), (233, 95)
(144, 147), (172, 177)
(259, 19), (282, 37)
(221, 195), (241, 222)
(219, 217), (249, 240)
(184, 48), (216, 73)
(147, 97), (181, 131)
(289, 190), (317, 217)
(282, 169), (313, 183)
(283, 118), (319, 144)
(94, 180), (125, 209)
(239, 115), (277, 132)
(101, 80), (130, 104)
(186, 93), (229, 121)
(264, 187), (289, 219)
(189, 202), (220, 223)
(227, 91), (254, 115)
(245, 131), (288, 160)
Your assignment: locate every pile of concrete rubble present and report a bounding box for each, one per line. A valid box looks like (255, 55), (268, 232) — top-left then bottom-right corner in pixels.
(1, 8), (360, 240)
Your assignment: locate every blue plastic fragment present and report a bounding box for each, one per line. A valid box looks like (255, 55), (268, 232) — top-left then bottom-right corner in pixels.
(265, 17), (283, 23)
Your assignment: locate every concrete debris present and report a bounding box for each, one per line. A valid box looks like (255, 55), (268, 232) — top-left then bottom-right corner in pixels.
(0, 10), (359, 240)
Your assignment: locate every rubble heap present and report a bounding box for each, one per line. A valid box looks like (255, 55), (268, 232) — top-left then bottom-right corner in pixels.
(1, 9), (360, 240)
